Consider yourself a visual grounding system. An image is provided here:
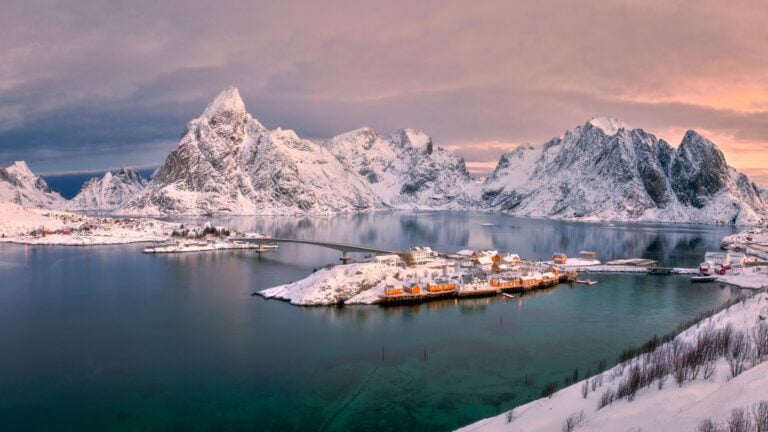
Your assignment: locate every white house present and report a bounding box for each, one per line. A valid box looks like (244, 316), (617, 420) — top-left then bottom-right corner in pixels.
(704, 251), (728, 266)
(375, 254), (402, 267)
(461, 274), (489, 291)
(502, 253), (521, 265)
(475, 256), (494, 272)
(405, 246), (435, 265)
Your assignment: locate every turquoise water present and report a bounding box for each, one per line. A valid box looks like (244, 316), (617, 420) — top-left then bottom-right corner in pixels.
(0, 212), (741, 431)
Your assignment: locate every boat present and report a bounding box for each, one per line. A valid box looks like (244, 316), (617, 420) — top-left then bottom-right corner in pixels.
(501, 293), (516, 299)
(690, 275), (717, 283)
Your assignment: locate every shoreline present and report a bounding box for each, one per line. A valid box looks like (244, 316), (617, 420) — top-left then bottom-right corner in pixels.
(458, 227), (768, 431)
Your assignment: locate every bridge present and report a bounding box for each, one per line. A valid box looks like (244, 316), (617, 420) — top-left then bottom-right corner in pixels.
(232, 237), (398, 263)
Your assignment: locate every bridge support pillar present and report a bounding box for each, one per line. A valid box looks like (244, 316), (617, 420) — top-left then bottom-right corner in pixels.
(340, 251), (351, 264)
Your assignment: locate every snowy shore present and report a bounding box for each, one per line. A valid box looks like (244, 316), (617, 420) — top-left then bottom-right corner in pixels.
(459, 290), (768, 432)
(0, 202), (172, 245)
(459, 227), (768, 432)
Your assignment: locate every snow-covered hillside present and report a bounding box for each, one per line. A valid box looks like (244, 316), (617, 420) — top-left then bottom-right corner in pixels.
(67, 167), (148, 211)
(325, 127), (475, 208)
(120, 86), (383, 216)
(482, 117), (768, 224)
(0, 161), (65, 209)
(460, 290), (768, 432)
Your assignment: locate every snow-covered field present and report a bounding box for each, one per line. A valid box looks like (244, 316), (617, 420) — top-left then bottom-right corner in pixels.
(260, 262), (402, 305)
(459, 292), (768, 432)
(143, 240), (271, 254)
(0, 201), (171, 245)
(259, 260), (468, 305)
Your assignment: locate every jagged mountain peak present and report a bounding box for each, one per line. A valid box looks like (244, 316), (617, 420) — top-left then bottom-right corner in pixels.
(7, 160), (34, 175)
(482, 122), (767, 224)
(67, 167), (148, 211)
(587, 116), (631, 135)
(0, 160), (64, 208)
(202, 85), (246, 120)
(392, 128), (433, 154)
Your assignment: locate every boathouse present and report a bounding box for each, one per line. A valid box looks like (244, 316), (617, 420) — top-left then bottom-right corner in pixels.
(426, 279), (457, 292)
(403, 282), (421, 294)
(384, 284), (403, 296)
(579, 251), (598, 260)
(552, 253), (568, 265)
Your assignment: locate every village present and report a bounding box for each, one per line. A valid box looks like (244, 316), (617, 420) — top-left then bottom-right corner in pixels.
(370, 247), (580, 305)
(260, 226), (768, 307)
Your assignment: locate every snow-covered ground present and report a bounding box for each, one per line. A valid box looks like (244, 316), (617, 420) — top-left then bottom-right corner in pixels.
(143, 240), (273, 254)
(721, 227), (768, 260)
(259, 262), (403, 305)
(0, 201), (172, 245)
(459, 228), (768, 432)
(717, 266), (768, 290)
(459, 291), (768, 432)
(260, 260), (477, 305)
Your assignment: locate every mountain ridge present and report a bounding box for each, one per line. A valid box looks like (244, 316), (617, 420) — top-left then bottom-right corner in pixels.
(1, 88), (765, 224)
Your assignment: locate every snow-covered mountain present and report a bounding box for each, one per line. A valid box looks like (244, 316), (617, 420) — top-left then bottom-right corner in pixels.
(0, 161), (65, 209)
(482, 117), (768, 224)
(67, 167), (148, 211)
(325, 127), (474, 208)
(121, 86), (383, 215)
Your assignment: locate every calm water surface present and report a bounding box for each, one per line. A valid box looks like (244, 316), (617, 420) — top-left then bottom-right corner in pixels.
(0, 212), (742, 431)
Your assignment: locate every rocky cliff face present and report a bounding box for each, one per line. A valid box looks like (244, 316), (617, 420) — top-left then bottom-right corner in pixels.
(67, 167), (148, 211)
(121, 86), (383, 215)
(325, 127), (474, 208)
(0, 161), (65, 209)
(481, 118), (768, 224)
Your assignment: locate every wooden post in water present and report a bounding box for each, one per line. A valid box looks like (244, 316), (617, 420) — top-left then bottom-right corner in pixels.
(423, 345), (427, 361)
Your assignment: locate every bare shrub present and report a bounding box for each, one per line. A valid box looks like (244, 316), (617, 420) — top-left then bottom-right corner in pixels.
(702, 359), (717, 380)
(727, 331), (752, 378)
(726, 408), (752, 432)
(562, 410), (585, 432)
(753, 401), (768, 432)
(752, 323), (768, 361)
(581, 380), (589, 399)
(505, 408), (515, 424)
(540, 381), (559, 398)
(597, 389), (614, 410)
(597, 358), (607, 374)
(697, 418), (720, 432)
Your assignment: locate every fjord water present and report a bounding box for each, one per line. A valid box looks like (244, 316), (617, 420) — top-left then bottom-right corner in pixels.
(0, 212), (741, 431)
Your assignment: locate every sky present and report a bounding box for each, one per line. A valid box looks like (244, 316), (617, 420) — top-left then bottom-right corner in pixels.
(1, 0), (767, 183)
